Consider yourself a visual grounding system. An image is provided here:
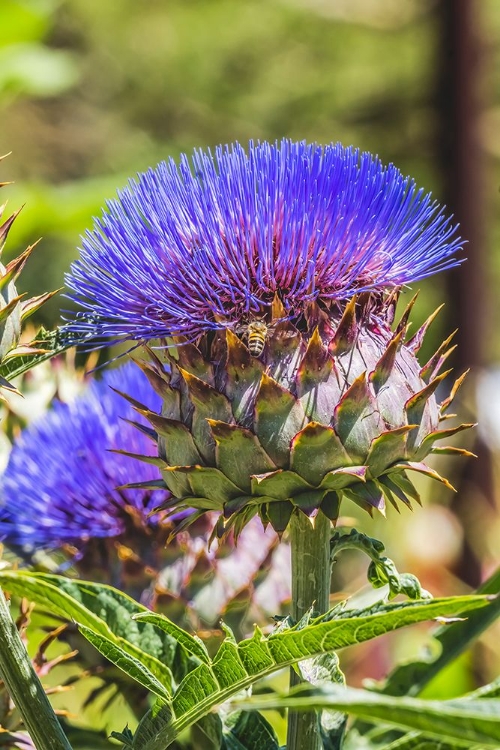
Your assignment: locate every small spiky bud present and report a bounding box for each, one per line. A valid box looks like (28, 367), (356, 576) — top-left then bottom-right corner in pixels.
(0, 159), (59, 396)
(64, 140), (471, 535)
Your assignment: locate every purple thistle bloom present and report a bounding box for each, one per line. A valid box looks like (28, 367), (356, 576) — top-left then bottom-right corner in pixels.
(65, 140), (463, 343)
(0, 362), (170, 551)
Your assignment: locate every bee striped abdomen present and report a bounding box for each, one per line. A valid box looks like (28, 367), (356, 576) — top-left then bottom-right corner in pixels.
(247, 321), (268, 357)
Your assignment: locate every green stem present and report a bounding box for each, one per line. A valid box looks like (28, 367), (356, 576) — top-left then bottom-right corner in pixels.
(286, 510), (332, 750)
(0, 586), (73, 750)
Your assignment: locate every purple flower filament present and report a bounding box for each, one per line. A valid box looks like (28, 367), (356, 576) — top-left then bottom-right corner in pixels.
(65, 140), (463, 345)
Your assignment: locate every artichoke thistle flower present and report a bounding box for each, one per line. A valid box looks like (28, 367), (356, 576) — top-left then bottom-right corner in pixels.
(0, 362), (170, 551)
(64, 140), (471, 536)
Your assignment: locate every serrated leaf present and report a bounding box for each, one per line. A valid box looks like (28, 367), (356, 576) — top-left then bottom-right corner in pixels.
(379, 566), (500, 698)
(133, 595), (492, 749)
(130, 699), (173, 750)
(235, 684), (500, 746)
(223, 710), (280, 750)
(0, 572), (193, 684)
(79, 625), (172, 701)
(0, 326), (85, 383)
(132, 612), (209, 664)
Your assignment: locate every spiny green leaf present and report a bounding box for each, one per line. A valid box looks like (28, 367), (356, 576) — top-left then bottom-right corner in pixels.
(365, 426), (415, 477)
(234, 684), (500, 747)
(265, 499), (294, 533)
(330, 296), (357, 355)
(0, 572), (190, 684)
(175, 340), (214, 384)
(379, 566), (500, 698)
(130, 699), (173, 750)
(320, 465), (367, 491)
(79, 625), (172, 701)
(170, 465), (241, 504)
(133, 595), (492, 749)
(149, 417), (203, 466)
(225, 328), (263, 426)
(369, 330), (404, 391)
(223, 710), (280, 750)
(296, 327), (336, 424)
(132, 611), (209, 664)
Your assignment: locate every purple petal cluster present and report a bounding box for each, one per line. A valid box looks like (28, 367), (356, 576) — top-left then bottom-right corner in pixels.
(65, 140), (463, 344)
(0, 362), (170, 551)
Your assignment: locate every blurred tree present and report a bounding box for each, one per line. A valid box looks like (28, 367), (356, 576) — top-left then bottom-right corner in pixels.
(437, 0), (495, 590)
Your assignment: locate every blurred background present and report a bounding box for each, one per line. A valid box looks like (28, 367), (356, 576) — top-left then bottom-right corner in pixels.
(0, 0), (499, 741)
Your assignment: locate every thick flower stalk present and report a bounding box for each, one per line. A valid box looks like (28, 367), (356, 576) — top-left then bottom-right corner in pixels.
(64, 140), (470, 536)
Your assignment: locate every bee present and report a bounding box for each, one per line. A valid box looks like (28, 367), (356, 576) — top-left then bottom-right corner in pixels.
(234, 298), (294, 358)
(246, 320), (269, 358)
(234, 319), (270, 358)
